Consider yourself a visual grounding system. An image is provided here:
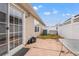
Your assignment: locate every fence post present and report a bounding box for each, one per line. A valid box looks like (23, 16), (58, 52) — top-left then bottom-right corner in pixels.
(70, 16), (74, 39)
(71, 16), (74, 24)
(56, 24), (58, 36)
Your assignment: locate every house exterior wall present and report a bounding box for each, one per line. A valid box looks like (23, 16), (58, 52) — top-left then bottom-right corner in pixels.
(0, 3), (45, 56)
(36, 22), (45, 36)
(12, 3), (45, 52)
(39, 23), (45, 35)
(24, 15), (35, 44)
(34, 19), (45, 37)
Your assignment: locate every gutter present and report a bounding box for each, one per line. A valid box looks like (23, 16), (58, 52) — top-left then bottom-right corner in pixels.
(16, 3), (46, 26)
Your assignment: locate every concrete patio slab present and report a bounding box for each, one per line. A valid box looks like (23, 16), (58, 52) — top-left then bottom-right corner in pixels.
(25, 48), (60, 56)
(59, 46), (74, 56)
(26, 39), (62, 51)
(60, 52), (74, 56)
(25, 39), (74, 56)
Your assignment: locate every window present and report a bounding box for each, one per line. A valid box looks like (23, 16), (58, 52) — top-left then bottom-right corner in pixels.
(10, 16), (13, 24)
(35, 26), (39, 32)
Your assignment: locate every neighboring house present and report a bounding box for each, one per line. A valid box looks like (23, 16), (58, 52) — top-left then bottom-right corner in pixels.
(0, 3), (45, 56)
(46, 26), (57, 34)
(58, 14), (79, 39)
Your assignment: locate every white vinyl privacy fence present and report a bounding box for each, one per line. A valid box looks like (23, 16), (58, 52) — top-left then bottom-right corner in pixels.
(58, 15), (79, 55)
(58, 16), (79, 40)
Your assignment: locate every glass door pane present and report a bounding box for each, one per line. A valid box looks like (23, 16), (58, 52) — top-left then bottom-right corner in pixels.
(0, 3), (8, 55)
(10, 7), (15, 50)
(15, 33), (19, 47)
(18, 32), (22, 45)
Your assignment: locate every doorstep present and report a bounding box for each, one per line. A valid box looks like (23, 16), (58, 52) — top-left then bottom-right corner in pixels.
(13, 48), (30, 56)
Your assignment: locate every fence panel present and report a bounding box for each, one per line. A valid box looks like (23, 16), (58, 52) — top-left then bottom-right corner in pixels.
(58, 20), (79, 40)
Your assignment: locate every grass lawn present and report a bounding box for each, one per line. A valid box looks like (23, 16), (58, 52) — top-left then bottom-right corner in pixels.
(38, 34), (63, 39)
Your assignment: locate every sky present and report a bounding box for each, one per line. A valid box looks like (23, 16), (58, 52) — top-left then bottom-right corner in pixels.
(32, 3), (79, 26)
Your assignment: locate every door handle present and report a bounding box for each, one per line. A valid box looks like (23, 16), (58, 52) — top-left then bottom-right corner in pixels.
(6, 27), (9, 30)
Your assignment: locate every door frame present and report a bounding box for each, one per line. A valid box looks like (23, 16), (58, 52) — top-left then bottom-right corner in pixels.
(5, 3), (24, 56)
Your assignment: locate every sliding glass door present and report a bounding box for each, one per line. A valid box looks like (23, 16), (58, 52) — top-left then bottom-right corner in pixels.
(9, 4), (23, 50)
(0, 4), (8, 55)
(0, 3), (23, 55)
